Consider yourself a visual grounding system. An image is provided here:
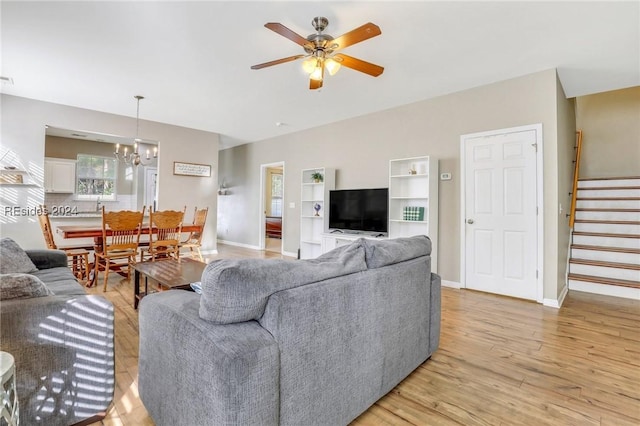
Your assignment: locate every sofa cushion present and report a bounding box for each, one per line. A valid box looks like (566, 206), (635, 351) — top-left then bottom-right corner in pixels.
(361, 235), (431, 269)
(0, 273), (54, 300)
(199, 240), (367, 324)
(31, 268), (87, 296)
(0, 238), (38, 274)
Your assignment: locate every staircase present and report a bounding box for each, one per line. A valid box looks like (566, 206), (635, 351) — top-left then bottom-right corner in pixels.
(568, 176), (640, 298)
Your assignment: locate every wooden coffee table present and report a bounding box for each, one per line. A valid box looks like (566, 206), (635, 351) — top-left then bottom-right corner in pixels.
(133, 258), (207, 309)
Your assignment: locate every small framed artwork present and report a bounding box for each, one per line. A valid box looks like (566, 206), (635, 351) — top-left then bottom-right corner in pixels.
(173, 161), (212, 177)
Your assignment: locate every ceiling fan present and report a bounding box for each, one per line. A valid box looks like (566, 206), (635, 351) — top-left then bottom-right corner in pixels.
(251, 17), (384, 90)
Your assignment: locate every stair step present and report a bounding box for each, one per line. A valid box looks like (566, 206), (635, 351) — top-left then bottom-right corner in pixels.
(567, 273), (640, 289)
(575, 219), (640, 225)
(574, 220), (640, 234)
(571, 246), (640, 264)
(577, 189), (640, 198)
(569, 260), (640, 281)
(572, 232), (640, 250)
(576, 208), (640, 212)
(578, 176), (640, 181)
(571, 244), (640, 254)
(576, 199), (640, 209)
(572, 231), (640, 239)
(578, 186), (640, 191)
(570, 258), (640, 270)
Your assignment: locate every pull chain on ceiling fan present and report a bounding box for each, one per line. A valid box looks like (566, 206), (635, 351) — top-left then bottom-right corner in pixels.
(251, 17), (384, 90)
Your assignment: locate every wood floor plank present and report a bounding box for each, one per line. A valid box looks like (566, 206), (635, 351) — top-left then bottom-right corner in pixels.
(85, 245), (640, 425)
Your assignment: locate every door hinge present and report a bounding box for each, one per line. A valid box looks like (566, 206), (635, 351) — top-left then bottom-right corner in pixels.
(536, 206), (538, 215)
(531, 143), (538, 152)
(536, 270), (538, 279)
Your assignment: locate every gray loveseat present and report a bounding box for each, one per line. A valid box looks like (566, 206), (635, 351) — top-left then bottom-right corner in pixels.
(0, 243), (115, 425)
(139, 235), (440, 425)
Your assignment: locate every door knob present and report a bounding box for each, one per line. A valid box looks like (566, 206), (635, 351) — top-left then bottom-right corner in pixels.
(467, 219), (474, 224)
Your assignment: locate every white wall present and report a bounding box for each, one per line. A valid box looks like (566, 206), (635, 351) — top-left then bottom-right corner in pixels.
(218, 69), (575, 301)
(0, 95), (220, 252)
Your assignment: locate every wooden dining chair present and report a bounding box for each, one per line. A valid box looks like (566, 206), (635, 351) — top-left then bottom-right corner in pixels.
(140, 207), (185, 262)
(37, 206), (92, 284)
(179, 206), (208, 261)
(94, 207), (146, 292)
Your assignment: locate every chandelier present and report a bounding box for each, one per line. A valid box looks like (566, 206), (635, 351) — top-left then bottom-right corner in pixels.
(114, 95), (157, 166)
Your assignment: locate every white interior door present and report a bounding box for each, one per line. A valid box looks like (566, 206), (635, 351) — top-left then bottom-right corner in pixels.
(463, 127), (539, 300)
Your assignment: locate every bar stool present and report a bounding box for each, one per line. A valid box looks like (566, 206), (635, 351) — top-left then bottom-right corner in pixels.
(1, 351), (19, 426)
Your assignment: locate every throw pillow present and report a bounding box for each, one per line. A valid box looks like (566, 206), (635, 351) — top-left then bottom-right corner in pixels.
(0, 237), (38, 274)
(0, 273), (54, 300)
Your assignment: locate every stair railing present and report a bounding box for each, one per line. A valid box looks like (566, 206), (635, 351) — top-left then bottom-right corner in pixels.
(569, 130), (583, 228)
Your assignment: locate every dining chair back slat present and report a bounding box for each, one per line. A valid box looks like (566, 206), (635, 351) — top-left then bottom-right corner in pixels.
(96, 207), (146, 291)
(141, 207), (185, 262)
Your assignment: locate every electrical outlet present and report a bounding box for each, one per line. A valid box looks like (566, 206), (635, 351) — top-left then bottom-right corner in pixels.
(289, 202), (295, 209)
(440, 172), (452, 181)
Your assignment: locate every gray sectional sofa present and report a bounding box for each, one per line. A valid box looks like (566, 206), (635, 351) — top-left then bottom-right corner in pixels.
(139, 235), (441, 425)
(0, 239), (115, 425)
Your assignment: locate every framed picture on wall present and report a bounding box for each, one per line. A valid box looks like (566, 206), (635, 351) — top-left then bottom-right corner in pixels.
(173, 161), (211, 177)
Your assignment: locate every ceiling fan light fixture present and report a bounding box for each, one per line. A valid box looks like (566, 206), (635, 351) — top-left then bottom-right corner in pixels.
(309, 62), (324, 81)
(302, 57), (316, 73)
(325, 58), (341, 76)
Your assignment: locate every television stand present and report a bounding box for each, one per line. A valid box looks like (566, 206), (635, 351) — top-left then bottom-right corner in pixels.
(321, 232), (388, 254)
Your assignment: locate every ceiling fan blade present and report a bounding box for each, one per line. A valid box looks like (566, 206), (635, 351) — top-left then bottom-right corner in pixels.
(309, 78), (323, 90)
(333, 54), (384, 77)
(330, 22), (381, 51)
(265, 22), (311, 48)
(251, 54), (306, 70)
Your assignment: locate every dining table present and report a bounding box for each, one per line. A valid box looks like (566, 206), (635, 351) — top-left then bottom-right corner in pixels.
(56, 223), (204, 287)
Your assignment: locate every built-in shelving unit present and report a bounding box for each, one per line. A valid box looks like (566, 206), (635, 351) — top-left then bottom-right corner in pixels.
(300, 167), (335, 259)
(389, 156), (439, 271)
(0, 169), (37, 187)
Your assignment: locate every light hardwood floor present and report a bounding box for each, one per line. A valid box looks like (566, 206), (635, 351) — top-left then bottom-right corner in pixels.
(88, 244), (640, 425)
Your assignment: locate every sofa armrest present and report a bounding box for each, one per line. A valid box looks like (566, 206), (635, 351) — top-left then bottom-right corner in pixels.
(26, 249), (67, 269)
(0, 294), (114, 425)
(138, 291), (280, 426)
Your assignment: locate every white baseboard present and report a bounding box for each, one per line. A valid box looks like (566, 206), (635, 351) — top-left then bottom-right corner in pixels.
(442, 280), (461, 289)
(543, 284), (568, 308)
(569, 280), (640, 300)
(200, 249), (218, 256)
(217, 239), (262, 251)
(282, 250), (298, 258)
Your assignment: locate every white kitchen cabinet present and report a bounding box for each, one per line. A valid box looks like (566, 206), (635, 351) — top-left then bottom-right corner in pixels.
(45, 158), (76, 193)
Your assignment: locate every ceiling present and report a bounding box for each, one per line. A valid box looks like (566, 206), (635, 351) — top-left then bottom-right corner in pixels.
(2, 1), (638, 149)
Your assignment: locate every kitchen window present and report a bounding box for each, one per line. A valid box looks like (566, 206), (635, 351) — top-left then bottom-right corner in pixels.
(76, 154), (117, 200)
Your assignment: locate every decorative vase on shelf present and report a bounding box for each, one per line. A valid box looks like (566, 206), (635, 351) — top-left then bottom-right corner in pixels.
(314, 203), (321, 216)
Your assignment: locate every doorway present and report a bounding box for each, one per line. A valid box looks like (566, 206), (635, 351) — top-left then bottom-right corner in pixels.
(259, 162), (284, 253)
(144, 167), (157, 212)
(460, 124), (543, 301)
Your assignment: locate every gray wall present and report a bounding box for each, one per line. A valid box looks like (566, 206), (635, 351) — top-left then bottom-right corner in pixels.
(576, 86), (640, 178)
(1, 94), (220, 251)
(218, 69), (575, 301)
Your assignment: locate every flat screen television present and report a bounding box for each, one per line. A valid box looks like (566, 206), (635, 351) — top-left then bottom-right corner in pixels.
(329, 188), (388, 233)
